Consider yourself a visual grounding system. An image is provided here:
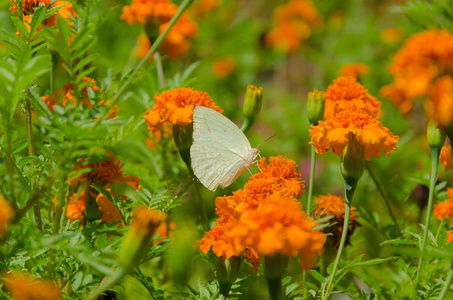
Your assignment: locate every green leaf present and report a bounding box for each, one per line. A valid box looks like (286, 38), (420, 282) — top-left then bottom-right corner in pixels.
(380, 239), (418, 246)
(90, 184), (114, 202)
(72, 272), (83, 291)
(346, 257), (397, 269)
(12, 139), (29, 154)
(17, 156), (35, 166)
(310, 269), (325, 283)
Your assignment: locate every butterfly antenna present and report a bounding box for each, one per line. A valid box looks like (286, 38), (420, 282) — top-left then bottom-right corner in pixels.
(257, 133), (276, 149)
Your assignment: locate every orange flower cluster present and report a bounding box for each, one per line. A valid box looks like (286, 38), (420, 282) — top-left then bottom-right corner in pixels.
(123, 0), (198, 59)
(433, 188), (453, 221)
(0, 195), (14, 236)
(309, 105), (399, 160)
(144, 88), (223, 133)
(41, 77), (118, 118)
(198, 156), (325, 272)
(324, 76), (381, 119)
(4, 273), (61, 300)
(337, 63), (369, 80)
(312, 194), (358, 249)
(10, 0), (77, 34)
(212, 56), (237, 78)
(265, 0), (321, 54)
(66, 155), (140, 223)
(381, 30), (453, 120)
(440, 144), (452, 171)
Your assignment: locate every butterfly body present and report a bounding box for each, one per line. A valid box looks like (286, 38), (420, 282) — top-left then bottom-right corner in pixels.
(190, 106), (259, 191)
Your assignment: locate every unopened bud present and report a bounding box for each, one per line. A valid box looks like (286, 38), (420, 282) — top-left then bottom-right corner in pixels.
(341, 134), (365, 181)
(427, 120), (446, 150)
(242, 85), (263, 133)
(307, 90), (326, 126)
(173, 123), (194, 171)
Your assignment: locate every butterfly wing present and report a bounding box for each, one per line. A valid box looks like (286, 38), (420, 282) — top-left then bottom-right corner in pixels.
(190, 106), (253, 191)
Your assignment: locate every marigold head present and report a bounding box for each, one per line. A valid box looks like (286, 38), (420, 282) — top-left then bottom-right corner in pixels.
(159, 13), (198, 58)
(440, 144), (452, 171)
(309, 105), (399, 160)
(212, 56), (237, 78)
(433, 188), (453, 221)
(325, 76), (381, 119)
(143, 88), (223, 133)
(66, 192), (87, 221)
(225, 192), (325, 271)
(337, 63), (369, 79)
(265, 21), (310, 54)
(120, 0), (177, 26)
(4, 273), (61, 300)
(0, 195), (14, 237)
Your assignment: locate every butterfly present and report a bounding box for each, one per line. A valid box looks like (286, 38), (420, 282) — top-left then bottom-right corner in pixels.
(190, 106), (259, 191)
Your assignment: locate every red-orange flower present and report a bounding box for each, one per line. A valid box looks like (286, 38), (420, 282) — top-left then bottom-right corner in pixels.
(225, 192), (325, 271)
(325, 76), (381, 119)
(309, 105), (399, 160)
(68, 155), (141, 190)
(433, 188), (453, 221)
(4, 273), (61, 300)
(338, 63), (369, 79)
(144, 88), (223, 133)
(440, 143), (452, 171)
(381, 29), (453, 116)
(212, 56), (237, 78)
(0, 195), (14, 237)
(120, 0), (177, 26)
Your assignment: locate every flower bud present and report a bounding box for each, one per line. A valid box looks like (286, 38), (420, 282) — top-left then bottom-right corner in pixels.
(307, 90), (325, 126)
(117, 207), (167, 271)
(173, 123), (194, 171)
(427, 120), (446, 150)
(241, 85), (263, 133)
(341, 134), (365, 181)
(217, 256), (241, 296)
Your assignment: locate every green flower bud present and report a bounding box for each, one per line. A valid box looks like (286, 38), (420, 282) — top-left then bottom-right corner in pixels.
(307, 90), (326, 126)
(173, 123), (194, 171)
(341, 134), (365, 181)
(241, 85), (263, 133)
(217, 256), (242, 296)
(427, 120), (446, 150)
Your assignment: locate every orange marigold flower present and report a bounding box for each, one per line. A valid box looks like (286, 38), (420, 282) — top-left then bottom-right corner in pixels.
(312, 194), (358, 249)
(309, 105), (399, 160)
(381, 29), (453, 116)
(433, 188), (453, 221)
(212, 56), (237, 78)
(120, 0), (177, 26)
(325, 76), (381, 119)
(66, 192), (87, 221)
(225, 192), (325, 271)
(143, 88), (223, 133)
(198, 215), (236, 259)
(440, 143), (452, 171)
(425, 76), (453, 130)
(447, 230), (453, 244)
(338, 63), (370, 79)
(0, 195), (14, 237)
(68, 155), (141, 190)
(273, 0), (321, 26)
(96, 192), (124, 224)
(4, 273), (61, 300)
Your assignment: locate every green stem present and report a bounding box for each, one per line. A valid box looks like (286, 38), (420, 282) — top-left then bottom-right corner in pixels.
(154, 51), (166, 89)
(193, 179), (210, 232)
(365, 164), (402, 237)
(415, 147), (440, 295)
(326, 178), (357, 296)
(92, 0), (194, 128)
(307, 145), (316, 215)
(439, 263), (453, 300)
(266, 277), (285, 300)
(436, 219), (446, 239)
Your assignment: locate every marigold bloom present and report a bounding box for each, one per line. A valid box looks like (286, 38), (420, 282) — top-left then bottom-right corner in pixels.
(144, 88), (223, 133)
(0, 195), (14, 237)
(68, 155), (141, 190)
(273, 0), (321, 26)
(447, 230), (453, 244)
(338, 63), (370, 79)
(212, 56), (237, 78)
(312, 194), (358, 249)
(440, 144), (452, 171)
(120, 0), (177, 25)
(425, 76), (453, 130)
(4, 273), (61, 300)
(325, 76), (381, 119)
(309, 105), (399, 160)
(66, 192), (87, 221)
(381, 30), (453, 116)
(433, 188), (453, 221)
(96, 192), (124, 224)
(198, 215), (235, 259)
(225, 192), (325, 271)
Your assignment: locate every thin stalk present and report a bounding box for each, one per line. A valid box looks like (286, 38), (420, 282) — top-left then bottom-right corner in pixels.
(306, 144), (316, 215)
(439, 264), (453, 300)
(366, 164), (402, 237)
(414, 147), (440, 295)
(325, 178), (357, 297)
(267, 277), (285, 300)
(93, 0), (195, 128)
(302, 271), (308, 300)
(154, 51), (166, 88)
(26, 97), (42, 233)
(436, 219), (446, 239)
(193, 179), (210, 232)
